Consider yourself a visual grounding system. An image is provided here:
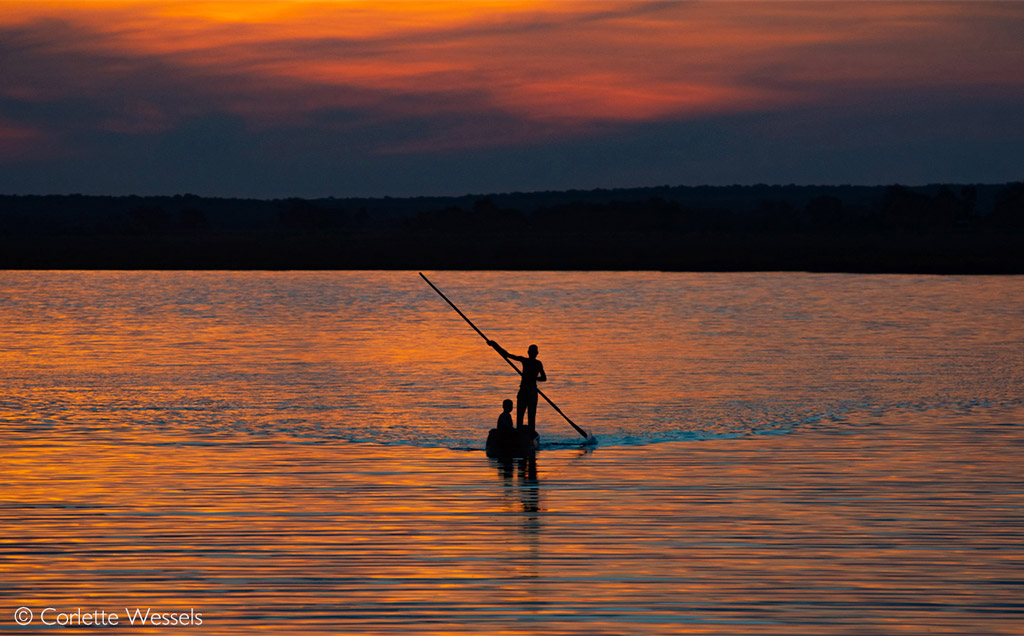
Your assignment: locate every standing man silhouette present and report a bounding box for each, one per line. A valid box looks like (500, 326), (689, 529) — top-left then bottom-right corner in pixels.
(488, 341), (546, 431)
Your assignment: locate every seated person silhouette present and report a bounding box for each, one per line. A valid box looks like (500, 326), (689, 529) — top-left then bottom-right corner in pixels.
(486, 398), (535, 457)
(497, 398), (514, 431)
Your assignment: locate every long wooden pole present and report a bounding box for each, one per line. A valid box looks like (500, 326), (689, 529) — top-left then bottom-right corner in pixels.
(420, 273), (591, 440)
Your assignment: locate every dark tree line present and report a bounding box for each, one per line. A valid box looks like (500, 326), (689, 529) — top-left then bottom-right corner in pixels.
(405, 184), (1022, 234)
(1, 183), (1021, 272)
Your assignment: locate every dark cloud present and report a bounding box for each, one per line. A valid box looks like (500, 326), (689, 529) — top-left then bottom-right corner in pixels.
(4, 88), (1021, 199)
(1, 2), (1022, 197)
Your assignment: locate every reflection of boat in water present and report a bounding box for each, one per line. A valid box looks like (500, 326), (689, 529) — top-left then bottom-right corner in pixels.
(485, 427), (539, 458)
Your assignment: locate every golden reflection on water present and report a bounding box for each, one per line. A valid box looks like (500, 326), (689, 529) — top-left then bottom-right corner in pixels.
(3, 415), (1023, 634)
(1, 271), (1022, 634)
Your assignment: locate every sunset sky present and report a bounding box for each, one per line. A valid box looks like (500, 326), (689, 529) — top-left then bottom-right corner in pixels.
(2, 1), (1022, 198)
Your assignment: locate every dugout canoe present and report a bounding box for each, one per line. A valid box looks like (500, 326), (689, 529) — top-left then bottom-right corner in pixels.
(485, 427), (539, 458)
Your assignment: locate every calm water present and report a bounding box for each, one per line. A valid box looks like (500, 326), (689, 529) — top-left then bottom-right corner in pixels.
(1, 271), (1022, 634)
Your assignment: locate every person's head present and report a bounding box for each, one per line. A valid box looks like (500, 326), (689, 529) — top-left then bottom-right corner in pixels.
(502, 399), (514, 413)
(528, 344), (539, 358)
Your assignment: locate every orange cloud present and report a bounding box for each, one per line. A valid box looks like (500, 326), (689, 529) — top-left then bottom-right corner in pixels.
(0, 120), (50, 160)
(2, 1), (1023, 153)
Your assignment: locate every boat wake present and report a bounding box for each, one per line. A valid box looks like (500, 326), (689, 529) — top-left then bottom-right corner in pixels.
(275, 397), (1024, 451)
(3, 395), (1019, 453)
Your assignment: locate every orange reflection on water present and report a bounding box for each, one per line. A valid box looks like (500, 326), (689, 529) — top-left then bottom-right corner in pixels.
(4, 416), (1022, 634)
(1, 272), (1022, 634)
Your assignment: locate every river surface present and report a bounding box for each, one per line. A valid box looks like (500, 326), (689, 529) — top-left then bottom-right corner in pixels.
(1, 271), (1022, 634)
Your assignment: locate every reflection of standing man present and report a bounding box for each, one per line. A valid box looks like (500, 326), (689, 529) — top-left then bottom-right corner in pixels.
(488, 341), (546, 431)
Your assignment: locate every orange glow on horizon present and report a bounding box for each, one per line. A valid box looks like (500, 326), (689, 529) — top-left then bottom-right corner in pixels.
(2, 1), (1023, 152)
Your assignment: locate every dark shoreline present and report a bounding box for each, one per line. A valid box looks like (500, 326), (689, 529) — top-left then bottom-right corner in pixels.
(3, 183), (1021, 273)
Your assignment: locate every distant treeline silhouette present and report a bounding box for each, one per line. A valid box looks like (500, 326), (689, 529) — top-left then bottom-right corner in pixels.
(1, 183), (1021, 272)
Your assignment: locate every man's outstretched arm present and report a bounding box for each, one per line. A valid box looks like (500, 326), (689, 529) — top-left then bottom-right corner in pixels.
(488, 340), (526, 362)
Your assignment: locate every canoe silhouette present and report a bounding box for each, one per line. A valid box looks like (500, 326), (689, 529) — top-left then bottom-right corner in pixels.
(485, 427), (539, 458)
